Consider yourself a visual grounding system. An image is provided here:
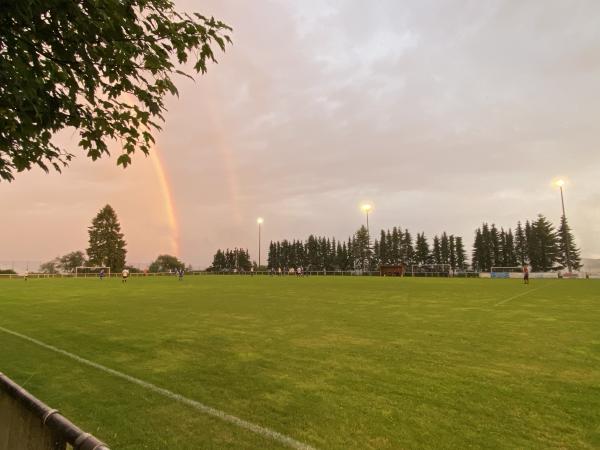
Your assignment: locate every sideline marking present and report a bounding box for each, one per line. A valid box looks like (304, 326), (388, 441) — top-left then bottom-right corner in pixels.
(494, 286), (544, 306)
(0, 326), (316, 450)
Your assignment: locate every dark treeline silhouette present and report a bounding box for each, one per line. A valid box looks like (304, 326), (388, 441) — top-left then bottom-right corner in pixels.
(266, 226), (467, 271)
(210, 248), (252, 271)
(471, 214), (581, 272)
(208, 214), (580, 274)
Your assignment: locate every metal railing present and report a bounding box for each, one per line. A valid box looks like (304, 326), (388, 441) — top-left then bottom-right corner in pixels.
(1, 270), (597, 280)
(0, 373), (109, 450)
(0, 270), (382, 278)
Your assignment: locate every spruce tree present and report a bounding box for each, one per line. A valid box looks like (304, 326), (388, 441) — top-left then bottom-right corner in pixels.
(267, 242), (276, 269)
(391, 227), (401, 264)
(514, 221), (527, 266)
(287, 239), (297, 268)
(353, 226), (372, 271)
(557, 215), (582, 271)
(275, 242), (282, 268)
(342, 241), (351, 270)
(529, 215), (560, 272)
(490, 224), (500, 268)
(403, 230), (414, 264)
(480, 223), (492, 271)
(504, 229), (517, 267)
(432, 235), (442, 265)
(280, 240), (288, 268)
(440, 232), (450, 264)
(87, 204), (127, 271)
(335, 242), (344, 270)
(471, 228), (484, 271)
(525, 220), (538, 269)
(415, 233), (430, 265)
(319, 237), (328, 269)
(397, 228), (406, 262)
(449, 235), (456, 270)
(225, 249), (234, 268)
(455, 236), (467, 270)
(379, 230), (388, 264)
(372, 240), (381, 269)
(325, 238), (333, 270)
(306, 235), (319, 270)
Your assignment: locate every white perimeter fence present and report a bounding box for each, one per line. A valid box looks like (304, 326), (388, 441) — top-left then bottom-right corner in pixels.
(1, 271), (598, 279)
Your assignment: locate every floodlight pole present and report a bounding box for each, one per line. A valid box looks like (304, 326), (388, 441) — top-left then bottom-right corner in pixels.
(361, 205), (372, 273)
(257, 218), (264, 270)
(559, 185), (572, 273)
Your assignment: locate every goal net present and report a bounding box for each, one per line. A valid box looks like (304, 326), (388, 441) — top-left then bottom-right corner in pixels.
(410, 264), (452, 277)
(75, 266), (110, 278)
(490, 266), (522, 279)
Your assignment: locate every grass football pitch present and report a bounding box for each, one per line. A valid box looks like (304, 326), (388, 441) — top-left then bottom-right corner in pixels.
(1, 276), (599, 449)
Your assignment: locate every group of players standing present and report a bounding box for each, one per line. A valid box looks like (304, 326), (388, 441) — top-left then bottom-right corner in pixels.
(97, 268), (185, 283)
(269, 267), (305, 276)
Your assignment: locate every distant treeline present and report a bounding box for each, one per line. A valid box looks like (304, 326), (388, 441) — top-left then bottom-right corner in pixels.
(208, 214), (581, 273)
(472, 214), (580, 272)
(265, 227), (468, 271)
(209, 248), (252, 271)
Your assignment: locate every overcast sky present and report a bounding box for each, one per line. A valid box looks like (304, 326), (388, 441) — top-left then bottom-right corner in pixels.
(2, 0), (599, 269)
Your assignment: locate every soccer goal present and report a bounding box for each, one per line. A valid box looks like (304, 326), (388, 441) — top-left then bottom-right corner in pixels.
(490, 266), (523, 279)
(75, 266), (110, 278)
(410, 264), (452, 277)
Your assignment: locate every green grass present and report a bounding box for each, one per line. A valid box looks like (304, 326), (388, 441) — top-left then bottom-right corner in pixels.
(1, 276), (599, 449)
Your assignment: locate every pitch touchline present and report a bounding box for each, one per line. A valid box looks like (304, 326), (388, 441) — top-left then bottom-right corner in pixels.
(0, 326), (316, 450)
(494, 286), (544, 306)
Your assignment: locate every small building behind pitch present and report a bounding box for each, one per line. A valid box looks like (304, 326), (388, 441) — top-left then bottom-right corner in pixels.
(380, 264), (406, 277)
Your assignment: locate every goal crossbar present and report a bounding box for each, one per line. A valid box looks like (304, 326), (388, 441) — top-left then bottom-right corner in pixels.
(75, 266), (110, 277)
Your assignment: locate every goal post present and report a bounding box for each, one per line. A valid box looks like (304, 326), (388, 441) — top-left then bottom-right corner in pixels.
(490, 266), (523, 279)
(75, 266), (110, 278)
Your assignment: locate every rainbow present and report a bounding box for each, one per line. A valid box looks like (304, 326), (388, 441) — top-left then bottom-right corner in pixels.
(128, 75), (243, 259)
(149, 146), (179, 256)
(122, 94), (180, 256)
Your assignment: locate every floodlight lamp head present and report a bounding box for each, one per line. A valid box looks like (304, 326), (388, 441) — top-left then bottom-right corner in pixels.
(257, 217), (264, 224)
(555, 179), (565, 188)
(361, 204), (372, 213)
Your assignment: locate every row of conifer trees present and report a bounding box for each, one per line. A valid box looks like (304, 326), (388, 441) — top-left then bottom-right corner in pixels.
(471, 214), (581, 272)
(209, 214), (580, 273)
(265, 227), (468, 271)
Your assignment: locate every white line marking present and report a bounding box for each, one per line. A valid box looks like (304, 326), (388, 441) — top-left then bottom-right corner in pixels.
(0, 326), (316, 450)
(494, 286), (544, 306)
